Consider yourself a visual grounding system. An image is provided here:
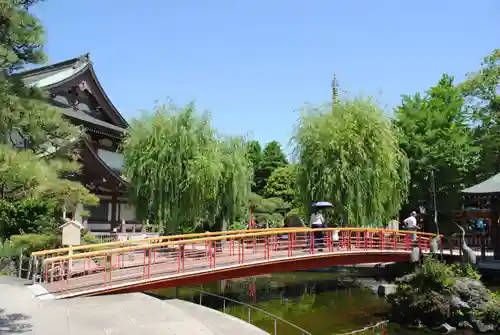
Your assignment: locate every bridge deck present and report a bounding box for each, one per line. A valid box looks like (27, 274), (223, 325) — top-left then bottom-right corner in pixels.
(30, 228), (477, 298)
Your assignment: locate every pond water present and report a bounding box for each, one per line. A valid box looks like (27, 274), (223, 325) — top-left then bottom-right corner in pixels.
(150, 270), (485, 335)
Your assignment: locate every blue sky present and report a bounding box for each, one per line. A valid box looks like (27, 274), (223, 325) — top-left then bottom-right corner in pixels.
(33, 1), (499, 153)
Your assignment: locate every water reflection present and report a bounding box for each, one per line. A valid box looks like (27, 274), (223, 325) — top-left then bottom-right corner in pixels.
(151, 272), (390, 335)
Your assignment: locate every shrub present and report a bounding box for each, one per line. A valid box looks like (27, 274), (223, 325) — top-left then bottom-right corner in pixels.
(10, 234), (60, 255)
(0, 240), (17, 275)
(81, 232), (100, 244)
(449, 263), (481, 280)
(0, 198), (58, 238)
(409, 257), (456, 293)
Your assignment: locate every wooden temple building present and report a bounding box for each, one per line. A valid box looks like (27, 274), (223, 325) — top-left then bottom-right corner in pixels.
(461, 174), (500, 260)
(17, 54), (139, 233)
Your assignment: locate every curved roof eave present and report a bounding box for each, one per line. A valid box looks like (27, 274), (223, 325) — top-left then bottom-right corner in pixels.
(461, 173), (500, 195)
(82, 138), (129, 187)
(24, 56), (128, 129)
(87, 64), (129, 128)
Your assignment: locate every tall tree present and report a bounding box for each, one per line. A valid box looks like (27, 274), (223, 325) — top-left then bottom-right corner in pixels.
(210, 136), (253, 231)
(254, 141), (288, 194)
(123, 102), (252, 233)
(0, 0), (97, 238)
(263, 164), (297, 204)
(293, 98), (409, 226)
(0, 0), (46, 74)
(395, 74), (478, 221)
(459, 49), (500, 181)
(246, 140), (262, 193)
(246, 140), (262, 169)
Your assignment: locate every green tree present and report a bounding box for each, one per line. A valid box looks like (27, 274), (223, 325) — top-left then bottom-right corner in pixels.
(246, 140), (262, 169)
(123, 102), (252, 233)
(459, 49), (500, 181)
(249, 193), (289, 228)
(254, 141), (288, 194)
(0, 0), (97, 239)
(394, 74), (478, 220)
(293, 98), (409, 226)
(0, 0), (46, 73)
(210, 136), (253, 231)
(263, 164), (297, 204)
(246, 140), (262, 192)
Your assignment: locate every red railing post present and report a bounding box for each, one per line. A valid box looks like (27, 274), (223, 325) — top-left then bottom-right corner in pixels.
(213, 241), (216, 268)
(110, 254), (114, 283)
(209, 241), (213, 268)
(328, 231), (333, 252)
(404, 234), (410, 250)
(310, 231), (315, 255)
(379, 230), (384, 250)
(241, 239), (245, 263)
(264, 236), (269, 260)
(347, 230), (352, 251)
(288, 233), (292, 257)
(364, 230), (368, 250)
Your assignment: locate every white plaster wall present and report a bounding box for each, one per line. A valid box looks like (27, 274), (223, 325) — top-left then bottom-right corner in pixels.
(108, 203), (112, 221)
(120, 203), (137, 221)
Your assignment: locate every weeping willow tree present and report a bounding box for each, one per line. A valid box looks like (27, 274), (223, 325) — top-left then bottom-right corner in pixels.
(293, 98), (410, 226)
(206, 136), (253, 231)
(122, 101), (252, 233)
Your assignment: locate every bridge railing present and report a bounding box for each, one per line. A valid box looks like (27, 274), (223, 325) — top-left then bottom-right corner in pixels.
(187, 288), (312, 335)
(35, 228), (437, 296)
(30, 228), (288, 270)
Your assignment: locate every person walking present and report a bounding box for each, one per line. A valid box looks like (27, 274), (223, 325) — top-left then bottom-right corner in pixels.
(403, 211), (419, 241)
(310, 209), (327, 250)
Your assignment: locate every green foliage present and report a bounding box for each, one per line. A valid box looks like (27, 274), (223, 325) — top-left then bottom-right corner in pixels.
(0, 239), (17, 275)
(228, 221), (247, 231)
(410, 257), (456, 292)
(0, 145), (97, 206)
(449, 263), (481, 280)
(459, 49), (500, 181)
(394, 74), (478, 218)
(0, 0), (98, 243)
(293, 98), (409, 226)
(389, 257), (500, 327)
(254, 141), (288, 195)
(0, 0), (46, 73)
(10, 233), (60, 255)
(263, 165), (297, 204)
(246, 140), (262, 170)
(123, 102), (252, 233)
(250, 193), (289, 228)
(0, 198), (57, 237)
(81, 232), (100, 244)
(211, 136), (252, 231)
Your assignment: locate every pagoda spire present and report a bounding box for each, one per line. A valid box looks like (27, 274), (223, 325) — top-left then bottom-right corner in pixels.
(331, 74), (339, 108)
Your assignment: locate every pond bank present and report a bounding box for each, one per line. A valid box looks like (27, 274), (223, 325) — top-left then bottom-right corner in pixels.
(151, 264), (500, 335)
(151, 271), (392, 335)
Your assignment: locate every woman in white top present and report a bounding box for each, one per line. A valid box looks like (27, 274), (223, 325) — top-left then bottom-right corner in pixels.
(403, 211), (419, 240)
(310, 210), (326, 249)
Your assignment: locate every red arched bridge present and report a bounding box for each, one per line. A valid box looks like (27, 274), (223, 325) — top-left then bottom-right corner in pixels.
(30, 228), (450, 299)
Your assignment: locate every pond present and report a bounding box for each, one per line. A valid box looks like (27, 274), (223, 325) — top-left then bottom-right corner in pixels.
(150, 270), (489, 334)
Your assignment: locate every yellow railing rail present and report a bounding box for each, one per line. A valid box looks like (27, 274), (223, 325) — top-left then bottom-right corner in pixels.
(31, 228), (288, 257)
(42, 227), (439, 263)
